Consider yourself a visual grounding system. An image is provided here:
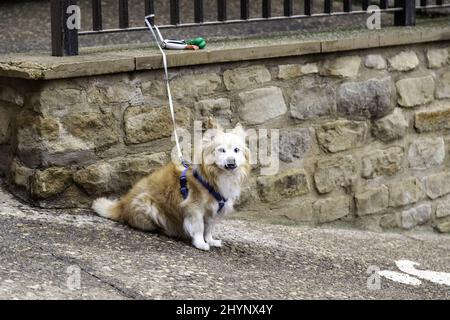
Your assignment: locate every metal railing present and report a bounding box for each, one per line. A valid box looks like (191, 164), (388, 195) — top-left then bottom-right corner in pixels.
(51, 0), (450, 56)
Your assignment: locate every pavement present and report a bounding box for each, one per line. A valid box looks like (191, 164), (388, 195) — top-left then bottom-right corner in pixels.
(0, 182), (449, 300)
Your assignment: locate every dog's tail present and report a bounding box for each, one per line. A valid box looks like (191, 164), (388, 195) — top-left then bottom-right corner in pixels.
(92, 198), (122, 221)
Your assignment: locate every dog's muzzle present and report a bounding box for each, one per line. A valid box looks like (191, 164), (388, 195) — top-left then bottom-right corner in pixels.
(225, 159), (237, 170)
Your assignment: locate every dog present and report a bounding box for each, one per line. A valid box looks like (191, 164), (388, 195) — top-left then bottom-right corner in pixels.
(92, 120), (250, 250)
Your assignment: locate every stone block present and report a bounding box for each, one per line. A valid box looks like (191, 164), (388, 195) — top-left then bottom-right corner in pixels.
(313, 196), (350, 223)
(364, 54), (387, 70)
(356, 185), (389, 216)
(10, 159), (33, 189)
(124, 105), (190, 144)
(256, 168), (310, 203)
(0, 84), (24, 106)
(414, 102), (450, 132)
(30, 167), (73, 199)
(388, 51), (419, 72)
(223, 65), (270, 91)
(337, 77), (393, 120)
(425, 172), (450, 200)
(372, 109), (409, 142)
(278, 128), (312, 163)
(396, 76), (435, 107)
(362, 147), (404, 179)
(389, 177), (422, 207)
(171, 73), (222, 98)
(408, 137), (445, 170)
(435, 219), (450, 233)
(426, 49), (449, 69)
(320, 56), (361, 78)
(0, 105), (15, 144)
(278, 63), (318, 79)
(316, 119), (368, 153)
(436, 71), (450, 99)
(238, 87), (287, 125)
(194, 98), (232, 127)
(74, 152), (168, 195)
(401, 204), (431, 229)
(436, 199), (450, 218)
(290, 84), (336, 120)
(314, 155), (357, 194)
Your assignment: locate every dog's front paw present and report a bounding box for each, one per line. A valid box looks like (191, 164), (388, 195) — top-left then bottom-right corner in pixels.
(207, 239), (222, 247)
(193, 241), (210, 251)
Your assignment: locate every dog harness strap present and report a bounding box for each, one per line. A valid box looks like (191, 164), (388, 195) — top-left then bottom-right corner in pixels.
(193, 170), (227, 213)
(179, 167), (227, 212)
(180, 166), (189, 200)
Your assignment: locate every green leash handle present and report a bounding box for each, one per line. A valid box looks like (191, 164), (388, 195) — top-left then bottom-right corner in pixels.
(186, 37), (206, 49)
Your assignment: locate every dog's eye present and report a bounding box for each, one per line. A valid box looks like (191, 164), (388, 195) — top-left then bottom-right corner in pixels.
(218, 148), (226, 153)
(234, 148), (240, 153)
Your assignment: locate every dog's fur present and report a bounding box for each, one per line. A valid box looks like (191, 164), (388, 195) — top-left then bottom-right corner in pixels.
(92, 121), (250, 250)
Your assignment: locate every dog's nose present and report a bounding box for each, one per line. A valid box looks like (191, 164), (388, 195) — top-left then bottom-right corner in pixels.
(225, 158), (237, 170)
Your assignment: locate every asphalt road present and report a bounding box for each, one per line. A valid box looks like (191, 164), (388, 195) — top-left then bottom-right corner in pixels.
(0, 183), (449, 300)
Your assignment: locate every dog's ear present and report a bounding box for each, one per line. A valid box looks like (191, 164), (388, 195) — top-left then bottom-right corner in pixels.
(205, 117), (223, 132)
(231, 123), (246, 140)
(202, 127), (220, 146)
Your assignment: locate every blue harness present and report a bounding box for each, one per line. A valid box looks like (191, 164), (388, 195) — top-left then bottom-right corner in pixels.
(180, 163), (227, 213)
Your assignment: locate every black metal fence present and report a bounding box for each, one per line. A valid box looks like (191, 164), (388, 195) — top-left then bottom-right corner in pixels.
(51, 0), (450, 56)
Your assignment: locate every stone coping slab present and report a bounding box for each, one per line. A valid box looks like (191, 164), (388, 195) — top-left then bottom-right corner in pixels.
(1, 20), (450, 80)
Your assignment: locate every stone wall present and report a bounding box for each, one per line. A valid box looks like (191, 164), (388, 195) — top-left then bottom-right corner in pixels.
(1, 41), (450, 233)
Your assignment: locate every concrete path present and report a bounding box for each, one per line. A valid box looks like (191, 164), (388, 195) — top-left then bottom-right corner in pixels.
(0, 184), (449, 300)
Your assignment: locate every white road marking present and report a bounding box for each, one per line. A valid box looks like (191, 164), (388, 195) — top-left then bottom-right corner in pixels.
(396, 260), (450, 287)
(377, 260), (450, 287)
(377, 270), (422, 286)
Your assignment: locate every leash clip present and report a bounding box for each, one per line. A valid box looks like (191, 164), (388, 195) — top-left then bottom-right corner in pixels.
(181, 158), (190, 169)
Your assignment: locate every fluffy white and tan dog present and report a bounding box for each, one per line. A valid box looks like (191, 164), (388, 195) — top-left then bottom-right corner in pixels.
(92, 121), (250, 250)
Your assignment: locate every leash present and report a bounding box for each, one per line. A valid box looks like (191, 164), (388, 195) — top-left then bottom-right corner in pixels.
(144, 14), (183, 160)
(144, 15), (226, 213)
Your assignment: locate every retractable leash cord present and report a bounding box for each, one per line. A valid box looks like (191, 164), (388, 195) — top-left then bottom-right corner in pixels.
(144, 16), (227, 211)
(144, 14), (183, 161)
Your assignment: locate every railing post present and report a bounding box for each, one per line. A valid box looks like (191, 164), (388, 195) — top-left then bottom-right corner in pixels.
(362, 0), (369, 11)
(217, 0), (227, 21)
(51, 0), (63, 56)
(304, 0), (313, 16)
(170, 0), (180, 25)
(51, 0), (79, 56)
(262, 0), (271, 18)
(343, 0), (352, 13)
(145, 0), (154, 24)
(194, 0), (204, 23)
(284, 0), (293, 16)
(394, 0), (415, 26)
(324, 0), (332, 14)
(119, 0), (129, 28)
(64, 0), (79, 56)
(92, 0), (102, 31)
(241, 0), (249, 20)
